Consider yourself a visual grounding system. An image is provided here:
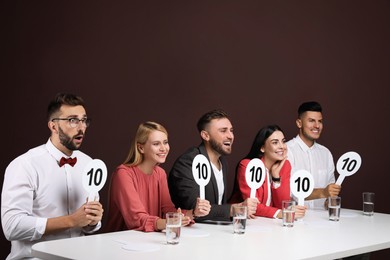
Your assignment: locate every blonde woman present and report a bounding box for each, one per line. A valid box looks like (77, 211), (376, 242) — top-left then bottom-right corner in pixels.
(105, 122), (210, 232)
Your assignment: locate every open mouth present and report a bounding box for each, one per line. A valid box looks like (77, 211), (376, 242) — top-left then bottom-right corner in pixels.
(73, 135), (84, 143)
(223, 141), (231, 147)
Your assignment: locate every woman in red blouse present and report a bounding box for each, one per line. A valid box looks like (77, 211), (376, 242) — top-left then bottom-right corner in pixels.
(105, 122), (210, 232)
(234, 125), (306, 219)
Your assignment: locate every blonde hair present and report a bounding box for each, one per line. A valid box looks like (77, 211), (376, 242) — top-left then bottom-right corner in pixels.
(123, 121), (168, 166)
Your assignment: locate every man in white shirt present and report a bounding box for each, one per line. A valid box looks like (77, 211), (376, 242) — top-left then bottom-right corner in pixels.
(1, 93), (104, 259)
(287, 101), (341, 209)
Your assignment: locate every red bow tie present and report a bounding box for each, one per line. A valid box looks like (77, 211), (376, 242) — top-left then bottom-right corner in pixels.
(59, 157), (77, 167)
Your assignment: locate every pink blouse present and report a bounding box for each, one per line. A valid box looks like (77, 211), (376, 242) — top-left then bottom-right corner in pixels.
(105, 164), (177, 232)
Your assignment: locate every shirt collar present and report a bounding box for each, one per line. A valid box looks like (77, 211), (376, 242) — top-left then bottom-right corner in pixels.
(45, 138), (74, 163)
(296, 134), (318, 152)
(211, 160), (222, 173)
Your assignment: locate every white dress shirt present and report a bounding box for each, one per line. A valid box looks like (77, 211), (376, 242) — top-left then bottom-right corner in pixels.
(1, 139), (101, 260)
(287, 135), (335, 209)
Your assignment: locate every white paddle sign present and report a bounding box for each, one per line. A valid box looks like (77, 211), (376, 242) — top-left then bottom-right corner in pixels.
(82, 159), (107, 202)
(335, 151), (362, 185)
(290, 170), (314, 206)
(192, 154), (211, 199)
(245, 158), (266, 198)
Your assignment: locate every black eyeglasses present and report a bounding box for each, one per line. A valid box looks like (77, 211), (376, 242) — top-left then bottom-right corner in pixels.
(51, 117), (91, 128)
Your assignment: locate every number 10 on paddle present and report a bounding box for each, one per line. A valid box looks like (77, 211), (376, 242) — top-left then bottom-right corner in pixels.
(245, 158), (266, 198)
(335, 151), (361, 185)
(192, 154), (211, 199)
(290, 170), (314, 206)
(82, 159), (108, 202)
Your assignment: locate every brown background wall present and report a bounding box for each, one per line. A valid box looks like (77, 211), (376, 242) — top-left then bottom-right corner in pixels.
(1, 1), (389, 259)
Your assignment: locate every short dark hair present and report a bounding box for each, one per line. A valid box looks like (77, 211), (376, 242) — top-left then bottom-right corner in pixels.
(47, 93), (86, 121)
(196, 109), (229, 132)
(298, 101), (322, 118)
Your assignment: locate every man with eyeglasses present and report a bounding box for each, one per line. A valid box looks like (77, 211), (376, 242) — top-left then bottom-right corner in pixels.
(1, 93), (104, 260)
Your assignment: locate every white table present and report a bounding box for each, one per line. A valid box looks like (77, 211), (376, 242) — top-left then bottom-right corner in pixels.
(32, 208), (390, 260)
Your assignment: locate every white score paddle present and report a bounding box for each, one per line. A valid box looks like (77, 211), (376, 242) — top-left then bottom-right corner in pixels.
(335, 151), (361, 185)
(82, 159), (107, 202)
(192, 154), (211, 200)
(245, 158), (266, 198)
(290, 170), (314, 206)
